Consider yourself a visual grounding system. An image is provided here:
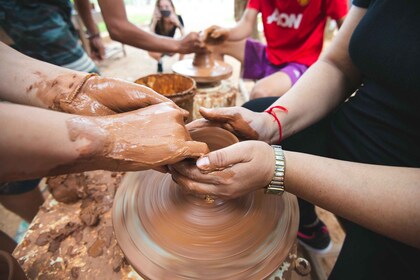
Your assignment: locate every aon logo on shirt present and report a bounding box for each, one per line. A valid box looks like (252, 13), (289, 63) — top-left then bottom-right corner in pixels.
(267, 9), (303, 29)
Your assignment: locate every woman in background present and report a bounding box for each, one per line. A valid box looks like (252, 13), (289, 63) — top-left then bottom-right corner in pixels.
(148, 0), (185, 72)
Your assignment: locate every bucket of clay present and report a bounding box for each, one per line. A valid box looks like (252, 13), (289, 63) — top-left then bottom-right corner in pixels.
(134, 73), (196, 122)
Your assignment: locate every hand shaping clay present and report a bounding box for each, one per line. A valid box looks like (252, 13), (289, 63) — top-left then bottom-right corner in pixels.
(112, 127), (299, 279)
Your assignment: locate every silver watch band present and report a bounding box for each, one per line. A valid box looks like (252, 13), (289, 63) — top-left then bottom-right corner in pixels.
(265, 145), (285, 195)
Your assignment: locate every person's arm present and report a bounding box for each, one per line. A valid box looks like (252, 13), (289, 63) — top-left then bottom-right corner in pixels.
(0, 42), (170, 115)
(0, 102), (208, 182)
(74, 0), (106, 60)
(265, 6), (364, 142)
(285, 149), (420, 249)
(189, 7), (365, 145)
(170, 141), (420, 249)
(97, 0), (201, 54)
(0, 42), (85, 109)
(227, 8), (258, 41)
(204, 8), (258, 43)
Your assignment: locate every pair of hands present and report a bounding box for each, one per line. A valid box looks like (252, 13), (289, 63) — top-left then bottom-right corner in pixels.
(170, 106), (280, 199)
(178, 25), (230, 54)
(201, 25), (230, 46)
(55, 75), (209, 171)
(56, 73), (279, 196)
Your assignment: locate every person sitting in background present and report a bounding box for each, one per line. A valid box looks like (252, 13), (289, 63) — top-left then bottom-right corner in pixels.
(204, 0), (347, 99)
(148, 0), (185, 73)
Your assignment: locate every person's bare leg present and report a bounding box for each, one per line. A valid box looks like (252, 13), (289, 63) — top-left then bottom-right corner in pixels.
(208, 39), (246, 63)
(0, 187), (44, 223)
(249, 71), (292, 99)
(0, 231), (16, 253)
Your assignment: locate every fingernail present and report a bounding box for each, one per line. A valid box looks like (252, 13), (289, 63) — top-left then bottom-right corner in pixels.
(197, 157), (210, 168)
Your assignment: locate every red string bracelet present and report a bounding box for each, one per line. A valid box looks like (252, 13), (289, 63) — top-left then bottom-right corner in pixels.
(264, 105), (288, 143)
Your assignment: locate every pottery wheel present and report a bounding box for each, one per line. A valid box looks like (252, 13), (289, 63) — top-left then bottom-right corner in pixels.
(113, 171), (298, 279)
(172, 58), (233, 83)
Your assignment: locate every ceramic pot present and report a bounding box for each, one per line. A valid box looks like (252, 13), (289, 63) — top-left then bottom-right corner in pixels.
(135, 73), (196, 122)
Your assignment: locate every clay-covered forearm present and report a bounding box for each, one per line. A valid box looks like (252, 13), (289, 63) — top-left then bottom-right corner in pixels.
(0, 102), (209, 182)
(98, 0), (180, 53)
(284, 151), (420, 249)
(0, 103), (108, 182)
(0, 43), (86, 109)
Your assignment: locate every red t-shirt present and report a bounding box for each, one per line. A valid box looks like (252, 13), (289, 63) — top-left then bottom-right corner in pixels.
(247, 0), (348, 66)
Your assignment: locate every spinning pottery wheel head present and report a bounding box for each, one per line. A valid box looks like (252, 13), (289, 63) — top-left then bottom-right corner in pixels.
(172, 49), (233, 83)
(112, 127), (299, 279)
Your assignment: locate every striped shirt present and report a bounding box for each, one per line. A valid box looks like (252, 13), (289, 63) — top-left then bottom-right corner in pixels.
(0, 0), (98, 73)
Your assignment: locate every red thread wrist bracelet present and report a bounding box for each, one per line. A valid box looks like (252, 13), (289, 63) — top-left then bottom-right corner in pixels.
(264, 105), (288, 143)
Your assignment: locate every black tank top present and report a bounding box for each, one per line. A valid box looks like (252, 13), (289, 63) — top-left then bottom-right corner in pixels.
(331, 0), (420, 167)
(328, 1), (420, 279)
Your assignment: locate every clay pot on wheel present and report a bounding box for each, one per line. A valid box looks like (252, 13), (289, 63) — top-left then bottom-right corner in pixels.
(0, 251), (28, 280)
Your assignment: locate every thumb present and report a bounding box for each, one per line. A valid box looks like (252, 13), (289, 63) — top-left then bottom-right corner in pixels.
(196, 143), (244, 172)
(184, 140), (210, 158)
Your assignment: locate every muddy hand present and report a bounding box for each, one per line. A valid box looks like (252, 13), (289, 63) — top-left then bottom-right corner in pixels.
(54, 74), (171, 116)
(202, 25), (229, 45)
(170, 141), (275, 199)
(89, 102), (209, 171)
(187, 106), (276, 143)
(178, 32), (205, 54)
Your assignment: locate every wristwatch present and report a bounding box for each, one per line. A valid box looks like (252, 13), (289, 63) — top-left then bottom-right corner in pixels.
(264, 145), (285, 195)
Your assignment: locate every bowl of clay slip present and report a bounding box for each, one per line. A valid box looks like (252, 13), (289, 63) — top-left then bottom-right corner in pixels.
(112, 127), (299, 280)
(135, 73), (196, 122)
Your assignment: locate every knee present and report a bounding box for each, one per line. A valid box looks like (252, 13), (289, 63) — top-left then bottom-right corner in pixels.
(249, 80), (291, 100)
